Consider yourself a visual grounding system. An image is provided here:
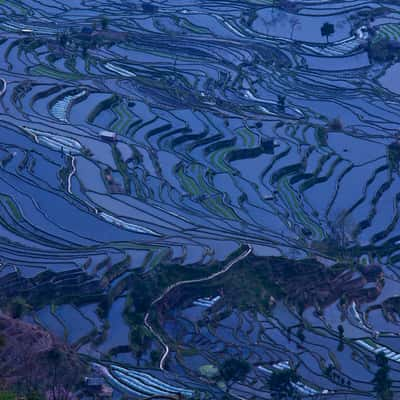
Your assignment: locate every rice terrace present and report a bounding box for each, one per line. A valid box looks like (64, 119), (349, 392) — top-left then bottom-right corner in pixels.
(0, 0), (399, 399)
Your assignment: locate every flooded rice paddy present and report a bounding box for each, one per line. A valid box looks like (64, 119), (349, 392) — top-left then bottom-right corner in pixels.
(1, 0), (400, 399)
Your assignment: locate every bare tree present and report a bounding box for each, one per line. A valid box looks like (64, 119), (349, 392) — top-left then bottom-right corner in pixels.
(330, 210), (355, 259)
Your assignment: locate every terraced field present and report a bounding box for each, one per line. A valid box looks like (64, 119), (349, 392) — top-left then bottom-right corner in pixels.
(1, 0), (400, 399)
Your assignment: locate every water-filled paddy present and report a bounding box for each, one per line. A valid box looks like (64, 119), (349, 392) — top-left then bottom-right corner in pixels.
(1, 0), (400, 398)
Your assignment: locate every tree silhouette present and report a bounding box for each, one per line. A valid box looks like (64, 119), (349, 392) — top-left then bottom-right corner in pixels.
(101, 16), (109, 30)
(321, 22), (335, 43)
(373, 352), (393, 400)
(220, 358), (250, 382)
(47, 348), (64, 400)
(337, 324), (344, 351)
(269, 369), (299, 399)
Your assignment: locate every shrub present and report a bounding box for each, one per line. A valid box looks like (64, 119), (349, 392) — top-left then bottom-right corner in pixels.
(220, 358), (250, 382)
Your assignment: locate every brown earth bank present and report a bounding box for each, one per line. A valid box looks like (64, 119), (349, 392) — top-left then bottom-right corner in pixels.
(0, 313), (84, 399)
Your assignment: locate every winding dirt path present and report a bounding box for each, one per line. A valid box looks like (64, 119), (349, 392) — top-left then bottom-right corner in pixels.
(144, 244), (252, 370)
